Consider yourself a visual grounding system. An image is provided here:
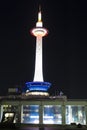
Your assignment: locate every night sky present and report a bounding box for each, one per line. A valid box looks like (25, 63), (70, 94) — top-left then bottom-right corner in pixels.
(0, 0), (87, 99)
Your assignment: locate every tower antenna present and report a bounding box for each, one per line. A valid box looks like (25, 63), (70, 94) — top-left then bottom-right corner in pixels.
(39, 5), (41, 12)
(38, 5), (42, 22)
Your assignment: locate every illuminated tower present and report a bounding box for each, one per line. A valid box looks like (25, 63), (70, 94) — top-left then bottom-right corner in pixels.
(25, 8), (51, 97)
(31, 8), (47, 82)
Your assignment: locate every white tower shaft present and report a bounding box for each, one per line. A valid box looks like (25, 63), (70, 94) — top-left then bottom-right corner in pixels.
(31, 9), (48, 82)
(33, 36), (43, 81)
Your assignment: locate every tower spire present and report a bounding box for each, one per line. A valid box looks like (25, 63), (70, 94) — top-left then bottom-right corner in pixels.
(39, 5), (41, 12)
(38, 9), (42, 22)
(36, 6), (43, 27)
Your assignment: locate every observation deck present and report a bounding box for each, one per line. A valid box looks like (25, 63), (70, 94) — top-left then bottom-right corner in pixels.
(25, 81), (51, 96)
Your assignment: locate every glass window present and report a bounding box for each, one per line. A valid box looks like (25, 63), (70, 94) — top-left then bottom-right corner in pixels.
(1, 112), (15, 123)
(2, 105), (19, 123)
(66, 105), (86, 125)
(43, 105), (62, 124)
(22, 105), (39, 124)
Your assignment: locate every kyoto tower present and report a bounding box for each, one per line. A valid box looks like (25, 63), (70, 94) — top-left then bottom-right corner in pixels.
(25, 7), (51, 96)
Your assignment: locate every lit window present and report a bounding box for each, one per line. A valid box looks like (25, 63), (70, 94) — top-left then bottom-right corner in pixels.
(66, 105), (86, 125)
(43, 105), (62, 124)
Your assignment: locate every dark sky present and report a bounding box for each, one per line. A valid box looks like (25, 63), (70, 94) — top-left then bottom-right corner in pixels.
(0, 0), (87, 99)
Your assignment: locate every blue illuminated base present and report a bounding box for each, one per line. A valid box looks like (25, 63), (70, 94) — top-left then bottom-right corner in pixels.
(25, 81), (51, 96)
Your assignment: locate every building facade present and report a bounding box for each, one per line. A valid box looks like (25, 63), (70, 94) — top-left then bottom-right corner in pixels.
(0, 96), (87, 126)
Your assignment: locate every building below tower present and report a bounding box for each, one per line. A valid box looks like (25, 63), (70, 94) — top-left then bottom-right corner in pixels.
(0, 94), (87, 130)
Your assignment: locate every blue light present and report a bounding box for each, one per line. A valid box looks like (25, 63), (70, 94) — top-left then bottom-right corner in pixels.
(23, 105), (39, 124)
(25, 81), (51, 92)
